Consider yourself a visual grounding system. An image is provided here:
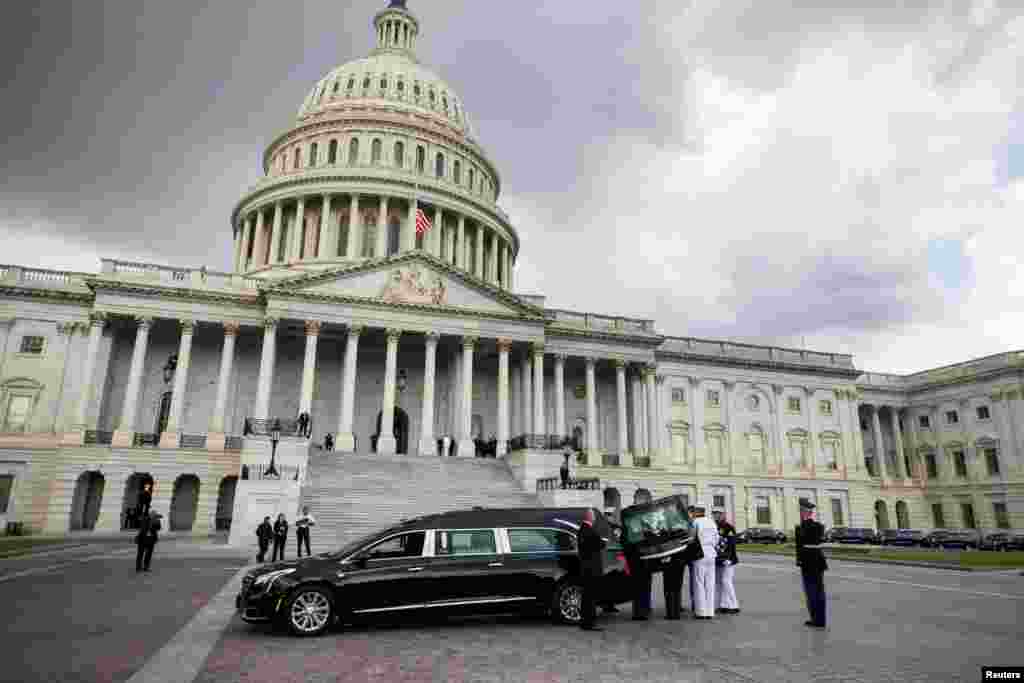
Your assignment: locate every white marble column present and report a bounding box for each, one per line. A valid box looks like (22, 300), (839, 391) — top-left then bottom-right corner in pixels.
(615, 360), (629, 461)
(645, 365), (658, 465)
(457, 336), (477, 457)
(317, 194), (332, 259)
(432, 207), (444, 257)
(507, 248), (515, 291)
(832, 388), (849, 473)
(336, 325), (362, 452)
(657, 374), (669, 465)
(378, 328), (402, 455)
(585, 358), (599, 462)
(850, 393), (865, 472)
(268, 200), (283, 264)
(892, 407), (907, 479)
(871, 405), (888, 480)
(69, 312), (107, 437)
(253, 318), (278, 421)
(418, 331), (439, 456)
(689, 377), (703, 467)
(521, 353), (532, 436)
(208, 322), (239, 447)
(554, 354), (566, 441)
(510, 357), (519, 437)
(532, 343), (545, 439)
(160, 319), (195, 448)
(298, 321), (321, 433)
(112, 316), (153, 447)
(293, 196), (306, 260)
(250, 208), (268, 268)
(456, 215), (466, 269)
(632, 370), (646, 462)
(474, 225), (485, 279)
(348, 194), (362, 259)
(377, 196), (389, 256)
(772, 385), (787, 472)
(805, 386), (818, 470)
(496, 338), (511, 457)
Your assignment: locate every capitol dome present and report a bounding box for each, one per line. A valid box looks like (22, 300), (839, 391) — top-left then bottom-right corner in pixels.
(230, 0), (517, 291)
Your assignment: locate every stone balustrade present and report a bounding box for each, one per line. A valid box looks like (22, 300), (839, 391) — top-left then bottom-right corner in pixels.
(99, 259), (261, 290)
(0, 265), (91, 289)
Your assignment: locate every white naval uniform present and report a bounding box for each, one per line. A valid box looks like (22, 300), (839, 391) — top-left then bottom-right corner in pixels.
(692, 517), (719, 617)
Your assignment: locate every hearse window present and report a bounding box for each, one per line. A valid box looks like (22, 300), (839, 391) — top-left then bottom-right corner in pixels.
(507, 528), (576, 553)
(435, 529), (497, 556)
(364, 532), (426, 560)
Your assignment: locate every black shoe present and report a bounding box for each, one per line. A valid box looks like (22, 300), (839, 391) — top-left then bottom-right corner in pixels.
(631, 615), (649, 621)
(805, 620), (825, 628)
(580, 624), (603, 631)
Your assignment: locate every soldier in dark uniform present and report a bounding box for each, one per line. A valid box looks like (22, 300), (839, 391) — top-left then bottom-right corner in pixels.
(576, 509), (606, 631)
(135, 511), (161, 572)
(795, 500), (828, 628)
(255, 516), (273, 562)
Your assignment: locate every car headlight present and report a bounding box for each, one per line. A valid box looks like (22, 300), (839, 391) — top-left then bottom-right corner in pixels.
(253, 568), (296, 590)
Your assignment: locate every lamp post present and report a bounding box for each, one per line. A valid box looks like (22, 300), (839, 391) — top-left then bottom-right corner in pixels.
(266, 418), (282, 478)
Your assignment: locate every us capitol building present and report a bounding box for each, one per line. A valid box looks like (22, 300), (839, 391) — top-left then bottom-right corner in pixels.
(0, 0), (1020, 545)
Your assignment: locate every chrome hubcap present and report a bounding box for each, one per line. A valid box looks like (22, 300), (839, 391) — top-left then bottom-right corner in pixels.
(290, 591), (330, 633)
(559, 585), (582, 623)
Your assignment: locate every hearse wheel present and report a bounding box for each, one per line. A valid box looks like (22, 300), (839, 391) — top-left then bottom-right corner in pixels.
(284, 586), (333, 636)
(551, 580), (584, 625)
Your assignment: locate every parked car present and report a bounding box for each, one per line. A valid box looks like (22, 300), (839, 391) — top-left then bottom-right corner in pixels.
(236, 507), (635, 636)
(879, 529), (925, 547)
(978, 531), (1024, 551)
(826, 527), (879, 544)
(619, 495), (699, 574)
(736, 527), (787, 544)
(921, 529), (980, 550)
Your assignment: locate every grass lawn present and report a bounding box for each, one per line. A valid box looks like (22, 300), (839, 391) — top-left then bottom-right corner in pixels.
(739, 542), (1024, 568)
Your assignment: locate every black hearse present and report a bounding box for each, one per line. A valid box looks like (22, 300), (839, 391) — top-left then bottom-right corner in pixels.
(236, 507), (634, 636)
(619, 495), (699, 574)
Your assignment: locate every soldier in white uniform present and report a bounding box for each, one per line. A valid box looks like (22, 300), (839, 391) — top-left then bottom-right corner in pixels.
(691, 504), (719, 619)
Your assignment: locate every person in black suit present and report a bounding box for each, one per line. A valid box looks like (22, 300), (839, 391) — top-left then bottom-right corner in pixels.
(256, 516), (273, 562)
(272, 513), (289, 562)
(137, 482), (152, 519)
(795, 500), (828, 628)
(135, 511), (161, 572)
(576, 509), (607, 631)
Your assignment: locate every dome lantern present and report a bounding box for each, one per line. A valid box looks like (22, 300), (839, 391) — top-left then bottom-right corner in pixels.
(372, 0), (420, 61)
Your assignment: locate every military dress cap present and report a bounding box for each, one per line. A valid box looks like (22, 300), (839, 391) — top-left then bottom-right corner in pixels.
(800, 500), (816, 511)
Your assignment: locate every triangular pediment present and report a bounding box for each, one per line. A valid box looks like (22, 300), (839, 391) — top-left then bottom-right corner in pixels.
(267, 253), (544, 318)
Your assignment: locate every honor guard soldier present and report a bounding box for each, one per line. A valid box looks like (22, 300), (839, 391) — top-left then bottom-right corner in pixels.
(795, 500), (828, 628)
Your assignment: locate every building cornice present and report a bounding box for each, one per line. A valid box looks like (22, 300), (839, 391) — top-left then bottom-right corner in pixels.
(656, 347), (863, 379)
(547, 325), (665, 347)
(0, 285), (94, 305)
(85, 278), (263, 307)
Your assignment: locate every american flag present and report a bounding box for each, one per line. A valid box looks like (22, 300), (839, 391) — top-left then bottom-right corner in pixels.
(415, 207), (432, 236)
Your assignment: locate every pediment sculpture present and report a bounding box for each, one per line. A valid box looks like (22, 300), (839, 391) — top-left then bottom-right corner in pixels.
(380, 265), (447, 305)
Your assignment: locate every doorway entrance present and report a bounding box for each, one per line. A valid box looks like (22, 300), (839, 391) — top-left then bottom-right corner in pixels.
(70, 471), (105, 531)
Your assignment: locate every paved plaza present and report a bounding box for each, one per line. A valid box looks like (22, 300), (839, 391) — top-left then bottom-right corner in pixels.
(1, 539), (1020, 683)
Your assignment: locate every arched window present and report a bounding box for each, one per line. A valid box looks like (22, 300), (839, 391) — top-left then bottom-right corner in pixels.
(361, 212), (377, 258)
(429, 90), (436, 104)
(413, 83), (421, 97)
(387, 216), (401, 256)
(332, 80), (339, 94)
(394, 141), (404, 167)
(293, 148), (301, 170)
(453, 160), (461, 184)
(309, 142), (318, 167)
(468, 168), (475, 189)
(435, 152), (445, 178)
(371, 139), (382, 164)
(362, 77), (371, 89)
(337, 211), (349, 257)
(347, 77), (355, 91)
(348, 138), (360, 165)
(380, 77), (387, 90)
(416, 146), (425, 174)
(442, 95), (448, 113)
(397, 80), (404, 93)
(328, 139), (338, 164)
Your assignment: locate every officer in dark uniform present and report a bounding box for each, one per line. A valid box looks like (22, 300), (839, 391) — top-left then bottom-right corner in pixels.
(135, 511), (161, 572)
(795, 500), (828, 628)
(576, 509), (607, 631)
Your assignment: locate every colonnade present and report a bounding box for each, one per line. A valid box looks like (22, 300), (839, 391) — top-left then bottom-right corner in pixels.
(233, 193), (514, 291)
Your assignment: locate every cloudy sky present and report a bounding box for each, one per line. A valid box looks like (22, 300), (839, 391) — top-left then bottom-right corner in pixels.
(2, 1), (1021, 374)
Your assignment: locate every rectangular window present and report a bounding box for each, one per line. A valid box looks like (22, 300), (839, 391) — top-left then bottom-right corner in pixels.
(932, 503), (945, 529)
(787, 397), (801, 412)
(925, 454), (937, 479)
(993, 502), (1010, 529)
(755, 497), (771, 525)
(985, 448), (1000, 476)
(3, 395), (32, 433)
(706, 390), (720, 407)
(918, 415), (930, 429)
(976, 406), (990, 421)
(506, 528), (575, 553)
(0, 474), (12, 514)
(671, 388), (685, 403)
(713, 495), (726, 509)
(945, 410), (958, 424)
(819, 400), (832, 416)
(18, 336), (45, 354)
(831, 498), (844, 527)
(954, 451), (967, 478)
(435, 529), (497, 556)
(961, 503), (976, 529)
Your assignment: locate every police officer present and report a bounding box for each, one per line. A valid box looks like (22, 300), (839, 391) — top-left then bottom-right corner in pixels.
(795, 500), (828, 628)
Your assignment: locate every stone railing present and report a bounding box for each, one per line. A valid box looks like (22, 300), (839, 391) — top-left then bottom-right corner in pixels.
(510, 434), (567, 451)
(132, 433), (159, 447)
(0, 265), (92, 289)
(241, 462), (303, 482)
(100, 259), (261, 290)
(660, 336), (856, 370)
(243, 418), (304, 437)
(545, 309), (657, 334)
(180, 434), (207, 449)
(602, 454), (621, 467)
(84, 430), (113, 445)
(536, 477), (601, 491)
(633, 456), (652, 468)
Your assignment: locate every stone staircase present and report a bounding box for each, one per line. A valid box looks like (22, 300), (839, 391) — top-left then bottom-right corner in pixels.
(299, 453), (540, 550)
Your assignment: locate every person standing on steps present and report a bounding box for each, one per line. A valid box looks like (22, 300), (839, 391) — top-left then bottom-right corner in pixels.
(296, 506), (316, 558)
(135, 511), (161, 572)
(272, 513), (289, 562)
(576, 508), (606, 632)
(256, 516), (273, 563)
(796, 500), (828, 628)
